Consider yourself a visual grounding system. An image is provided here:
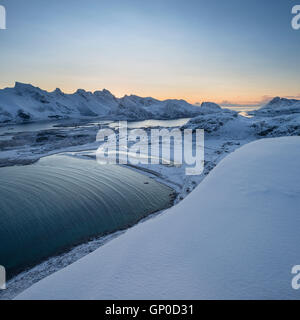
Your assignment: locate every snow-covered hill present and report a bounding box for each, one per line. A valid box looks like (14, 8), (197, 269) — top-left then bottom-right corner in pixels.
(249, 97), (300, 137)
(0, 83), (202, 123)
(16, 137), (300, 300)
(251, 97), (300, 117)
(181, 98), (300, 139)
(181, 103), (242, 135)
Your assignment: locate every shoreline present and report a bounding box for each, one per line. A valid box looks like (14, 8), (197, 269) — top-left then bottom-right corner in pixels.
(0, 119), (253, 300)
(0, 135), (249, 299)
(0, 164), (177, 300)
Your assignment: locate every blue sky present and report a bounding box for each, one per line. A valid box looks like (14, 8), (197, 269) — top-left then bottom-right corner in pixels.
(0, 0), (299, 105)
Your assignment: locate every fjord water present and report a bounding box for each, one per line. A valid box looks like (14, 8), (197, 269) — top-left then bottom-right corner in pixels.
(0, 155), (173, 277)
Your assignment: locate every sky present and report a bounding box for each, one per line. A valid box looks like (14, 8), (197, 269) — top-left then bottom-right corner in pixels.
(0, 0), (299, 106)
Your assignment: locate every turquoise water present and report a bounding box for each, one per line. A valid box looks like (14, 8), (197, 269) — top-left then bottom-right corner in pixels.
(0, 155), (173, 276)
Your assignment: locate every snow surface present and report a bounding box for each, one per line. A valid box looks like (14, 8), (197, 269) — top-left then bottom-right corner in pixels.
(0, 83), (202, 123)
(16, 136), (300, 300)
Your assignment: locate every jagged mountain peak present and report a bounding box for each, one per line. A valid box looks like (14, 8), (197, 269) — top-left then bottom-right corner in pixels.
(14, 82), (41, 93)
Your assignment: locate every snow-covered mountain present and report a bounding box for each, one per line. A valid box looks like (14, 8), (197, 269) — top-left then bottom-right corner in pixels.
(251, 97), (300, 117)
(249, 97), (300, 137)
(3, 82), (300, 139)
(0, 82), (202, 124)
(181, 98), (300, 138)
(181, 102), (239, 133)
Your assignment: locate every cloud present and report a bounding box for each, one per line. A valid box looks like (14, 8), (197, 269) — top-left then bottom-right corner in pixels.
(284, 94), (300, 99)
(219, 96), (274, 108)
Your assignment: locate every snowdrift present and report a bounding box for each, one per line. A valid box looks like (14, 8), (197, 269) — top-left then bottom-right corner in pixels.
(16, 136), (300, 300)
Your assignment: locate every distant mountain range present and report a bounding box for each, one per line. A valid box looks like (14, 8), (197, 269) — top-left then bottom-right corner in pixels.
(1, 82), (299, 125)
(0, 82), (203, 124)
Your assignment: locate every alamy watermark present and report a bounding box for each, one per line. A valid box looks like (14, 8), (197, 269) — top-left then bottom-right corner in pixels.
(0, 5), (6, 30)
(292, 5), (300, 30)
(292, 265), (300, 290)
(96, 122), (204, 176)
(0, 265), (5, 290)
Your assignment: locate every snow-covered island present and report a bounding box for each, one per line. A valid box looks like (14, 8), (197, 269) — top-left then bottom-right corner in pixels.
(0, 83), (300, 300)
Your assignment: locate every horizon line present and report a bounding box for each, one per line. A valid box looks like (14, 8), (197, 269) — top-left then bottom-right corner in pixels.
(1, 81), (299, 109)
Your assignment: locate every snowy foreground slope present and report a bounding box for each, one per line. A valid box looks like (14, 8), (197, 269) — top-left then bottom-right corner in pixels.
(17, 137), (300, 300)
(0, 82), (201, 123)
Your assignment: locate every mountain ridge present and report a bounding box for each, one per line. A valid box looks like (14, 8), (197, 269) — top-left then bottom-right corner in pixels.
(0, 82), (203, 124)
